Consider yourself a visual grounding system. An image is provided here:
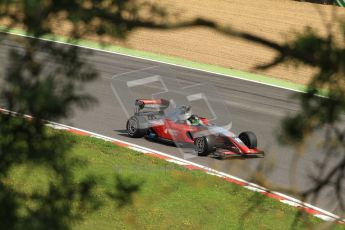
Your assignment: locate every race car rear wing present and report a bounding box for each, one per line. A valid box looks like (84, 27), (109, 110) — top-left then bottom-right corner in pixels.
(135, 99), (170, 111)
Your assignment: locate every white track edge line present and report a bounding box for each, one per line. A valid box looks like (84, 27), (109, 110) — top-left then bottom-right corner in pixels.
(45, 120), (344, 222)
(2, 30), (306, 94)
(0, 31), (341, 220)
(1, 106), (343, 222)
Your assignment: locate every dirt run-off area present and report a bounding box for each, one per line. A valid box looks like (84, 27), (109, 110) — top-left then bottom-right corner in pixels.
(2, 0), (345, 85)
(123, 0), (345, 85)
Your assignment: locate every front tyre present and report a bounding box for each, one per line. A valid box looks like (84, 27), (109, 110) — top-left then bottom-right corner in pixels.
(126, 116), (147, 138)
(239, 131), (257, 149)
(194, 136), (215, 156)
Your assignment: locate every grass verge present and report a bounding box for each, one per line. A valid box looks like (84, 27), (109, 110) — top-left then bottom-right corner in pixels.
(7, 129), (342, 229)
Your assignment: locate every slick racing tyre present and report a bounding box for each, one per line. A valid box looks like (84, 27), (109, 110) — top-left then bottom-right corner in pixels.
(194, 136), (216, 156)
(126, 116), (147, 138)
(239, 131), (257, 149)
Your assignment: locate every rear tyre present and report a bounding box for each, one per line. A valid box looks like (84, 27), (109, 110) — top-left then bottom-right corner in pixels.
(194, 136), (216, 156)
(239, 131), (257, 149)
(126, 116), (147, 138)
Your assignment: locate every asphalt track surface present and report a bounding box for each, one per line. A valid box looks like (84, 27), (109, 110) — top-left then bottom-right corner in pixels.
(0, 34), (343, 215)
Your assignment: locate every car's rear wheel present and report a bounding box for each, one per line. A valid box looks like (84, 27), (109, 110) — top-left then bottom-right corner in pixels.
(126, 116), (147, 138)
(194, 136), (215, 156)
(239, 131), (257, 149)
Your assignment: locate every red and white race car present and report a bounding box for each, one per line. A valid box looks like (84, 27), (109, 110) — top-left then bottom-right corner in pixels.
(126, 99), (264, 158)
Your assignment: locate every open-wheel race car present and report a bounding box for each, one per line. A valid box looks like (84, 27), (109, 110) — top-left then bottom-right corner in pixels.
(126, 99), (264, 158)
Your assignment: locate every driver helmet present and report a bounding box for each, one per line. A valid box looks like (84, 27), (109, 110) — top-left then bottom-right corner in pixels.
(188, 115), (201, 126)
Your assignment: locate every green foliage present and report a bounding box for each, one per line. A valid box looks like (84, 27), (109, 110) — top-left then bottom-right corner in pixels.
(3, 40), (97, 119)
(1, 0), (344, 227)
(0, 32), (100, 230)
(243, 21), (345, 212)
(10, 130), (329, 230)
(265, 24), (345, 142)
(108, 175), (143, 208)
(0, 115), (98, 229)
(0, 0), (216, 42)
(0, 0), (221, 228)
(0, 0), (180, 228)
(0, 0), (173, 38)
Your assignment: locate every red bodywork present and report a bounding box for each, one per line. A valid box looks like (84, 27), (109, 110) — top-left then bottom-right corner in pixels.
(135, 99), (264, 158)
(150, 116), (262, 157)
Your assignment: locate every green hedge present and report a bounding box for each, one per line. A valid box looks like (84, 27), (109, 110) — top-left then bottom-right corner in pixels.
(335, 0), (345, 6)
(303, 0), (345, 6)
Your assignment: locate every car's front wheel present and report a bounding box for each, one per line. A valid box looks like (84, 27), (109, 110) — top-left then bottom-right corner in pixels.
(126, 116), (147, 138)
(194, 136), (215, 156)
(239, 131), (257, 149)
